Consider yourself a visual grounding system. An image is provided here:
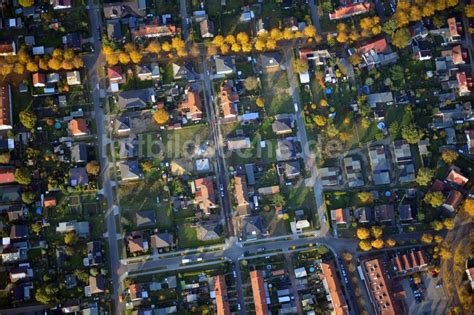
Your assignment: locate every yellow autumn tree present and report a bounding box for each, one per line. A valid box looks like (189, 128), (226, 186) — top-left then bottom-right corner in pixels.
(213, 35), (225, 46)
(371, 238), (384, 249)
(283, 28), (294, 40)
(48, 58), (62, 70)
(26, 61), (39, 72)
(270, 28), (282, 41)
(256, 97), (265, 108)
(147, 40), (161, 54)
(118, 52), (130, 64)
(153, 109), (169, 125)
(171, 38), (185, 51)
(236, 32), (249, 44)
(303, 25), (317, 38)
(314, 115), (327, 127)
(61, 60), (74, 70)
(463, 199), (474, 216)
(386, 239), (396, 247)
(14, 63), (25, 74)
(255, 39), (266, 51)
(266, 39), (277, 50)
(162, 42), (172, 52)
(421, 233), (433, 244)
(129, 50), (143, 64)
(231, 43), (241, 52)
(220, 44), (230, 54)
(356, 227), (370, 240)
(359, 240), (372, 251)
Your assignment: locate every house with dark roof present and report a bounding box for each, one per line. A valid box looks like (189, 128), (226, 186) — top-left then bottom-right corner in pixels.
(374, 204), (395, 222)
(214, 56), (236, 76)
(200, 18), (215, 38)
(10, 225), (28, 240)
(172, 63), (196, 81)
(52, 0), (72, 10)
(136, 63), (160, 81)
(62, 32), (81, 51)
(85, 275), (105, 296)
(196, 223), (221, 240)
(118, 160), (143, 181)
(71, 143), (88, 163)
(240, 215), (263, 240)
(70, 167), (89, 186)
(86, 241), (103, 266)
(354, 207), (372, 223)
(344, 156), (364, 187)
(272, 119), (293, 135)
(106, 20), (123, 42)
(443, 190), (463, 212)
(150, 232), (173, 249)
(6, 205), (26, 222)
(117, 88), (155, 110)
(392, 140), (415, 183)
(368, 145), (390, 185)
(258, 53), (282, 72)
(118, 136), (138, 159)
(399, 204), (413, 221)
(103, 2), (145, 20)
(284, 161), (301, 179)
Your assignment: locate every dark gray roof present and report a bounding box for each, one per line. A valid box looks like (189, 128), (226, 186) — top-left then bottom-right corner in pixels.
(135, 210), (156, 227)
(150, 232), (173, 248)
(71, 143), (88, 163)
(241, 216), (263, 236)
(117, 88), (155, 110)
(259, 53), (282, 68)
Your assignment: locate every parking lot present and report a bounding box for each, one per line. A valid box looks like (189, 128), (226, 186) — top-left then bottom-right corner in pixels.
(400, 274), (449, 315)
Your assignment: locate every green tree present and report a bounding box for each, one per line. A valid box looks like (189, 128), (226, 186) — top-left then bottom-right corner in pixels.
(35, 288), (52, 304)
(441, 150), (458, 164)
(431, 220), (444, 231)
(401, 124), (424, 144)
(14, 168), (31, 185)
(371, 226), (383, 238)
(293, 59), (309, 73)
(172, 179), (185, 195)
(86, 160), (100, 176)
(271, 193), (286, 208)
(19, 0), (34, 7)
(382, 18), (399, 34)
(391, 27), (411, 48)
(388, 121), (399, 136)
(64, 232), (78, 245)
(243, 76), (259, 91)
(19, 110), (37, 129)
(75, 269), (90, 283)
(21, 191), (36, 204)
(416, 168), (435, 186)
(357, 192), (374, 204)
(31, 222), (42, 234)
(424, 191), (444, 207)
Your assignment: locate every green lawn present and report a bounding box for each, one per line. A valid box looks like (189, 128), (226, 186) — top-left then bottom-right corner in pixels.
(177, 223), (224, 249)
(262, 71), (293, 115)
(162, 124), (211, 159)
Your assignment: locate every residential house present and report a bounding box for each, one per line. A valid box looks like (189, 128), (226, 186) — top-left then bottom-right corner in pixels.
(240, 215), (264, 240)
(6, 205), (26, 222)
(0, 83), (13, 130)
(344, 156), (364, 187)
(117, 88), (155, 110)
(234, 175), (251, 216)
(214, 56), (236, 76)
(446, 168), (469, 186)
(56, 221), (90, 237)
(466, 267), (474, 290)
(69, 118), (89, 136)
(368, 145), (390, 185)
(113, 116), (131, 135)
(9, 264), (33, 282)
(284, 161), (301, 179)
(227, 137), (251, 150)
(329, 2), (372, 20)
(366, 92), (394, 108)
(456, 72), (472, 96)
(319, 261), (349, 315)
(66, 71), (81, 85)
(257, 186), (280, 195)
(443, 190), (463, 212)
(214, 275), (231, 315)
(46, 73), (60, 84)
(127, 231), (148, 253)
(392, 250), (428, 276)
(330, 208), (350, 225)
(62, 32), (82, 51)
(136, 63), (160, 81)
(43, 195), (57, 208)
(447, 17), (462, 42)
(132, 23), (180, 39)
(86, 241), (103, 266)
(69, 167), (89, 186)
(196, 223), (221, 241)
(392, 140), (415, 183)
(192, 177), (217, 215)
(354, 207), (372, 223)
(52, 0), (72, 10)
(374, 204), (395, 222)
(103, 3), (145, 19)
(10, 225), (28, 240)
(258, 53), (282, 72)
(150, 232), (173, 250)
(172, 63), (196, 81)
(354, 37), (398, 67)
(71, 143), (88, 163)
(441, 45), (467, 65)
(220, 80), (239, 119)
(399, 204), (413, 221)
(32, 73), (46, 88)
(250, 270), (269, 315)
(272, 119), (293, 135)
(118, 136), (138, 159)
(130, 284), (148, 301)
(320, 167), (341, 186)
(118, 160), (144, 181)
(178, 87), (203, 122)
(195, 158), (211, 173)
(85, 275), (105, 296)
(466, 129), (474, 154)
(276, 138), (297, 161)
(0, 166), (15, 184)
(0, 40), (16, 56)
(108, 66), (124, 83)
(299, 48), (331, 66)
(135, 210), (156, 227)
(106, 20), (123, 42)
(409, 21), (428, 40)
(200, 18), (215, 38)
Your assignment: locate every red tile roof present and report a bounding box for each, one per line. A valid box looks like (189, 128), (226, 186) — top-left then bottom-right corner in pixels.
(250, 270), (268, 315)
(0, 167), (15, 184)
(220, 81), (238, 118)
(357, 38), (388, 54)
(32, 73), (46, 86)
(456, 72), (472, 95)
(108, 66), (123, 81)
(320, 261), (349, 315)
(214, 275), (230, 315)
(234, 175), (251, 216)
(179, 87), (203, 120)
(0, 41), (15, 55)
(446, 169), (469, 186)
(69, 118), (89, 136)
(448, 17), (461, 38)
(194, 177), (216, 214)
(329, 2), (373, 20)
(133, 24), (180, 38)
(0, 83), (12, 129)
(43, 196), (57, 208)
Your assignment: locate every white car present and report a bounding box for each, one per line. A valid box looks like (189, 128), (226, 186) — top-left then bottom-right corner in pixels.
(294, 103), (299, 112)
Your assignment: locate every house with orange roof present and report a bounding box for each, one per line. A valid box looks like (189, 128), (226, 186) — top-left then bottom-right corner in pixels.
(446, 168), (469, 186)
(250, 270), (268, 315)
(214, 275), (230, 315)
(69, 118), (89, 137)
(0, 83), (13, 130)
(392, 250), (428, 276)
(32, 73), (46, 88)
(330, 208), (350, 225)
(108, 66), (124, 83)
(354, 37), (398, 67)
(192, 177), (217, 215)
(234, 175), (251, 216)
(220, 80), (239, 119)
(0, 166), (15, 185)
(441, 45), (467, 65)
(179, 87), (203, 122)
(329, 2), (372, 20)
(320, 261), (349, 315)
(132, 23), (180, 39)
(129, 283), (148, 301)
(43, 196), (57, 208)
(456, 72), (472, 96)
(447, 17), (462, 42)
(0, 40), (16, 56)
